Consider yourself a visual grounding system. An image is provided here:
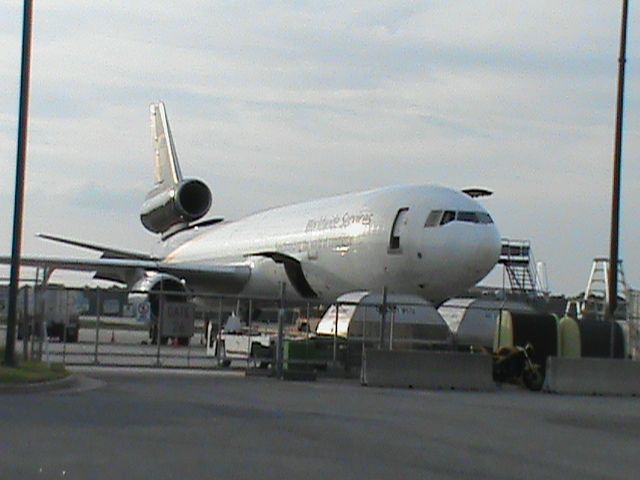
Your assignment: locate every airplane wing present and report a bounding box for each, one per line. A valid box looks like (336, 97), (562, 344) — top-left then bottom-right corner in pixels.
(247, 251), (317, 298)
(0, 255), (251, 287)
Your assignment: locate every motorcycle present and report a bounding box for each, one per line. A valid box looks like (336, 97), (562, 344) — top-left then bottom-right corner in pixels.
(493, 342), (544, 391)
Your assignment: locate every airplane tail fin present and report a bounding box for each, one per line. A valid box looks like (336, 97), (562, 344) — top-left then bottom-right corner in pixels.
(150, 102), (183, 189)
(140, 102), (213, 236)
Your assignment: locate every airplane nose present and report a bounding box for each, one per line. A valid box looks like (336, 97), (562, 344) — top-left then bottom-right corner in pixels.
(476, 224), (501, 275)
(459, 224), (501, 282)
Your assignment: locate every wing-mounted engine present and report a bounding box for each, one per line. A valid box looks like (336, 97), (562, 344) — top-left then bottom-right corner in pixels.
(140, 179), (212, 234)
(141, 102), (213, 236)
(129, 273), (189, 323)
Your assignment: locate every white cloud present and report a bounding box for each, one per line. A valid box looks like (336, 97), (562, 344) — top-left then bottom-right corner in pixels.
(0, 1), (638, 293)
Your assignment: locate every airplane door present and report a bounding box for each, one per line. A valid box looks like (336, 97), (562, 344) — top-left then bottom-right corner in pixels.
(388, 207), (409, 253)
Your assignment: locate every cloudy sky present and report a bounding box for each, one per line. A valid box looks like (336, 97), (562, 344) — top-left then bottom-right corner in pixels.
(1, 1), (639, 295)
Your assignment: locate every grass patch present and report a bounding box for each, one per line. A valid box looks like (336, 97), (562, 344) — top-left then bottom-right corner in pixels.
(0, 348), (69, 384)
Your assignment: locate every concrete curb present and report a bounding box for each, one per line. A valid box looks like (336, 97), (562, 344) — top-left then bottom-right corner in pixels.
(0, 373), (80, 395)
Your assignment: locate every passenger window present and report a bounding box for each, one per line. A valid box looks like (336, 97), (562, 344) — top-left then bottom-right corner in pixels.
(389, 208), (409, 251)
(440, 210), (456, 226)
(424, 210), (442, 228)
(457, 211), (478, 223)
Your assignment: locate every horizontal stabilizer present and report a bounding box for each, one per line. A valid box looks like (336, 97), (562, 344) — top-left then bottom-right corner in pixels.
(37, 233), (156, 260)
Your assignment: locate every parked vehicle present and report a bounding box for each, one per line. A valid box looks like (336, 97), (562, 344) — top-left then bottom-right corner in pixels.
(206, 315), (273, 367)
(16, 285), (81, 343)
(493, 343), (544, 391)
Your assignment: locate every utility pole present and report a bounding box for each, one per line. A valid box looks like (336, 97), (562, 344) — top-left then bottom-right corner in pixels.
(4, 0), (34, 367)
(607, 0), (629, 322)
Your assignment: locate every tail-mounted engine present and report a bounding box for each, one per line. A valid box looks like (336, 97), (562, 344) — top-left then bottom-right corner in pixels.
(140, 179), (212, 234)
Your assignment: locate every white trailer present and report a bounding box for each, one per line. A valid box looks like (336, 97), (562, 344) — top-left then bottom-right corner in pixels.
(17, 285), (82, 342)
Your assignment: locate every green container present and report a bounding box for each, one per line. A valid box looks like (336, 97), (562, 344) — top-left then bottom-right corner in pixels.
(283, 339), (316, 370)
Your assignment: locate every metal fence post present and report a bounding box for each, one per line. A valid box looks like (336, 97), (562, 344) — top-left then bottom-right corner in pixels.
(246, 299), (253, 370)
(156, 283), (164, 367)
(42, 318), (50, 366)
(62, 289), (68, 365)
(276, 283), (286, 378)
(379, 286), (388, 350)
(29, 269), (38, 360)
(361, 305), (367, 357)
(94, 288), (101, 365)
(628, 290), (640, 360)
(496, 307), (503, 352)
(333, 300), (339, 363)
(187, 312), (192, 369)
(216, 297), (223, 367)
(389, 305), (395, 351)
(22, 286), (29, 361)
(305, 302), (310, 370)
(37, 281), (44, 361)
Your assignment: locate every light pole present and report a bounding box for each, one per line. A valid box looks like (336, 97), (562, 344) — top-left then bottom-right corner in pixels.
(4, 0), (34, 366)
(607, 0), (629, 323)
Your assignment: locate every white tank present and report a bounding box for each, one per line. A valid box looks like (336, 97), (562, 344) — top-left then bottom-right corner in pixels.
(316, 291), (451, 349)
(438, 297), (535, 349)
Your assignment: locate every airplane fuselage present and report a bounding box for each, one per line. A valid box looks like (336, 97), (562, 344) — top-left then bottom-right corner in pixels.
(161, 184), (501, 304)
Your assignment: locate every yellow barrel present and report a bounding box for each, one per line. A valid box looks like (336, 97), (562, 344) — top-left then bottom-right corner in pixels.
(493, 310), (514, 352)
(558, 315), (581, 358)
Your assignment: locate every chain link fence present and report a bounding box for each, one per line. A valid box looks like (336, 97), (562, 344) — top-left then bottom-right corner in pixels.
(3, 282), (502, 376)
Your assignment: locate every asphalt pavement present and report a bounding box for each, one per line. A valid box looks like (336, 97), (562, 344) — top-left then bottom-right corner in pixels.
(1, 367), (639, 479)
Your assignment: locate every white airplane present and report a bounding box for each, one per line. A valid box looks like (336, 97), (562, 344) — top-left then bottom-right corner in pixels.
(2, 103), (501, 310)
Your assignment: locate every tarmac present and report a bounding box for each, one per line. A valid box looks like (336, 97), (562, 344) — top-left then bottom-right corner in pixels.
(1, 367), (639, 479)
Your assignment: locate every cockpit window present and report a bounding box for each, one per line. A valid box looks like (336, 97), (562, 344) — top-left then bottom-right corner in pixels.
(440, 211), (456, 226)
(478, 212), (493, 223)
(457, 211), (477, 223)
(424, 210), (442, 227)
(424, 209), (494, 227)
(477, 212), (493, 224)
